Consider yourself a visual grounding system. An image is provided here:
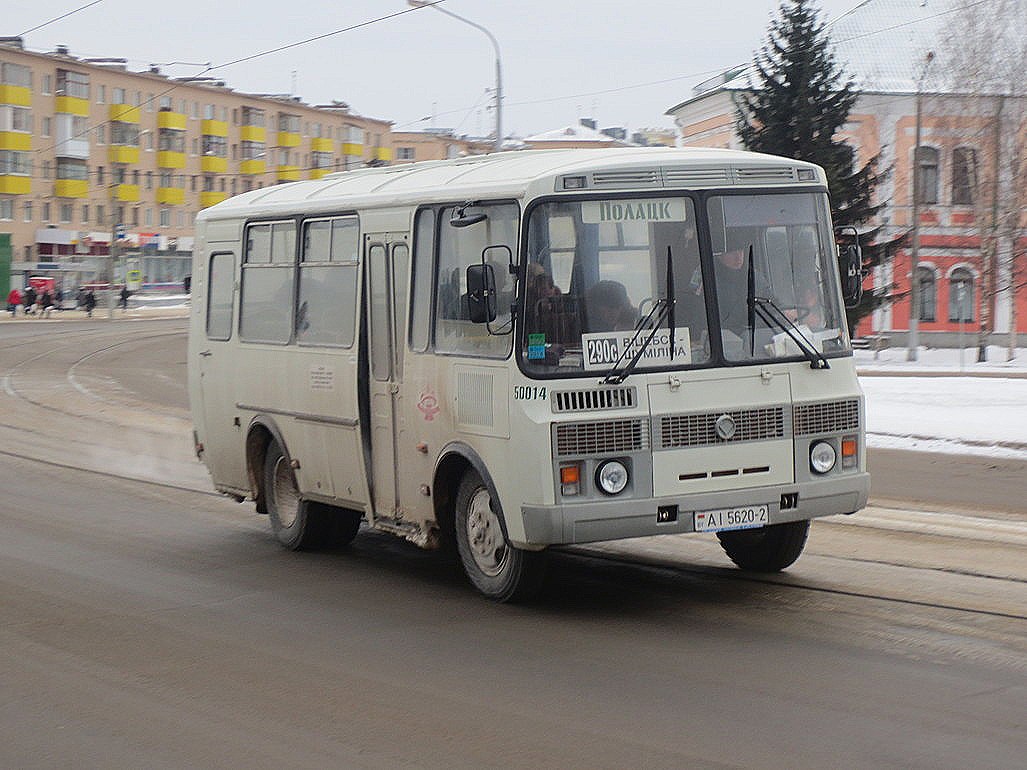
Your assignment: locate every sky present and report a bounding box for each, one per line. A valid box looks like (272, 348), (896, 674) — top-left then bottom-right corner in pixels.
(6, 0), (863, 138)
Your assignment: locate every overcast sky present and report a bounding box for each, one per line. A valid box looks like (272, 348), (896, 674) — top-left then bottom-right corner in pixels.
(8, 0), (863, 137)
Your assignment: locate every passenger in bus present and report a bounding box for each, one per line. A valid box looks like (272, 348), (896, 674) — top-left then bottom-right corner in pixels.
(440, 268), (463, 319)
(585, 280), (637, 333)
(714, 243), (750, 337)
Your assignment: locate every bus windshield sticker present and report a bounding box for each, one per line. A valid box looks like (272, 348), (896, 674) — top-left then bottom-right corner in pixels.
(582, 327), (692, 371)
(581, 198), (689, 225)
(527, 333), (546, 360)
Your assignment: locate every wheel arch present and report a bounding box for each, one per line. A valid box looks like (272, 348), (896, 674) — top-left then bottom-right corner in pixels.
(433, 441), (510, 544)
(245, 415), (290, 515)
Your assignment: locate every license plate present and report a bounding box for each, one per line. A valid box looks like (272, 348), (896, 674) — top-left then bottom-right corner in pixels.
(693, 505), (769, 533)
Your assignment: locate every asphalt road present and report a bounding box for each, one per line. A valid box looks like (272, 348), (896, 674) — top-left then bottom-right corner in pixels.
(1, 317), (1024, 769)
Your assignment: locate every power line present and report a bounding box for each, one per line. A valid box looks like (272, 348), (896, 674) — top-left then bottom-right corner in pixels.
(18, 0), (105, 37)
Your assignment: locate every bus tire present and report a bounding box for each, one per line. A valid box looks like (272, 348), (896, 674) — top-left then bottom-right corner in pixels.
(716, 519), (810, 572)
(263, 442), (360, 550)
(454, 469), (546, 602)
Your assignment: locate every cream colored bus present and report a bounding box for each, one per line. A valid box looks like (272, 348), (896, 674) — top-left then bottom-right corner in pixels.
(188, 148), (869, 601)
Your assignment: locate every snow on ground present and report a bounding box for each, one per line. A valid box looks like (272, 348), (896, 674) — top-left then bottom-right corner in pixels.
(856, 346), (1027, 460)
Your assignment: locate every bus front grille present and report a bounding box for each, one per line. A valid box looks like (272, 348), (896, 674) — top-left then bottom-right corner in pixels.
(793, 399), (860, 436)
(555, 418), (649, 457)
(552, 386), (636, 413)
(658, 407), (785, 448)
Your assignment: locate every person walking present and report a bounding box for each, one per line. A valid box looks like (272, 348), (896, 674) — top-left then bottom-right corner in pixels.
(39, 289), (54, 318)
(6, 287), (20, 317)
(83, 289), (97, 318)
(23, 286), (36, 315)
(119, 286), (130, 310)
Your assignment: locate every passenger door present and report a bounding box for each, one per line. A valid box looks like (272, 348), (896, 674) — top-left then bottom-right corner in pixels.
(364, 233), (409, 520)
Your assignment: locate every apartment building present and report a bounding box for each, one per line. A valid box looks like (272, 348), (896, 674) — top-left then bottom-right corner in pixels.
(390, 129), (492, 164)
(0, 38), (393, 290)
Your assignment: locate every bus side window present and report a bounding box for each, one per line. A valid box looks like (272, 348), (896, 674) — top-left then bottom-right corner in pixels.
(409, 208), (435, 353)
(206, 252), (235, 340)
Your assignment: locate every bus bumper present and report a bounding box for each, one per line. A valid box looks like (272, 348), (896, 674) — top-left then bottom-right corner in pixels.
(517, 472), (870, 547)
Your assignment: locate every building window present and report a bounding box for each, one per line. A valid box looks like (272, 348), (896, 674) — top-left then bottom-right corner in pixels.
(915, 146), (939, 205)
(57, 158), (88, 181)
(145, 208), (152, 226)
(0, 198), (13, 220)
(0, 62), (32, 88)
(146, 93), (154, 111)
(278, 113), (300, 133)
(98, 85), (106, 103)
(81, 204), (88, 223)
(110, 121), (139, 146)
(202, 134), (227, 157)
(160, 208), (170, 227)
(60, 203), (73, 223)
(951, 147), (977, 206)
(241, 106), (264, 127)
(112, 87), (126, 104)
(23, 200), (32, 222)
(396, 147), (415, 161)
(0, 150), (32, 175)
(949, 268), (975, 323)
(146, 171), (153, 190)
(56, 69), (89, 99)
(96, 124), (105, 144)
(131, 207), (139, 226)
(97, 204), (104, 224)
(42, 116), (51, 137)
(159, 96), (172, 110)
(204, 104), (215, 120)
(42, 75), (52, 94)
(915, 266), (936, 322)
(43, 202), (51, 221)
(97, 166), (104, 184)
(158, 128), (185, 152)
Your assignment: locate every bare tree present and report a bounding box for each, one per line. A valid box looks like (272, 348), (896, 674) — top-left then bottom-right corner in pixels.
(940, 0), (1027, 361)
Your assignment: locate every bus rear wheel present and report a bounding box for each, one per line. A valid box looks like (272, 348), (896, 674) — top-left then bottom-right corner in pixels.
(454, 470), (546, 602)
(263, 441), (361, 550)
(716, 519), (810, 572)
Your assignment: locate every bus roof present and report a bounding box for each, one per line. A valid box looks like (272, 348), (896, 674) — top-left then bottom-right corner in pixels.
(198, 147), (827, 221)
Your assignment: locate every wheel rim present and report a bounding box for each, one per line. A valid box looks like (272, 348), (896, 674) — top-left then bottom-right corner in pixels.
(465, 487), (508, 577)
(271, 455), (301, 529)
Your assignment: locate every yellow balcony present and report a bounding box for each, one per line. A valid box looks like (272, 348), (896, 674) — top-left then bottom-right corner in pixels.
(240, 159), (265, 175)
(114, 184), (140, 202)
(276, 131), (300, 148)
(374, 147), (392, 162)
(108, 104), (141, 123)
(56, 95), (90, 116)
(0, 85), (31, 106)
(240, 125), (265, 143)
(311, 137), (333, 153)
(108, 145), (140, 164)
(201, 120), (228, 137)
(200, 191), (228, 208)
(309, 169), (330, 180)
(157, 187), (185, 205)
(342, 142), (363, 156)
(0, 175), (31, 194)
(277, 165), (300, 182)
(55, 179), (89, 198)
(0, 131), (31, 151)
(157, 111), (187, 130)
(157, 150), (186, 169)
(201, 155), (228, 173)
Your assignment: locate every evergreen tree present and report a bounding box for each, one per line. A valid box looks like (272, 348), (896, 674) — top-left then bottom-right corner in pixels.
(735, 0), (903, 335)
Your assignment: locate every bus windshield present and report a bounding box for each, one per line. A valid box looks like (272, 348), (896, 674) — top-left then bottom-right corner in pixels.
(520, 192), (849, 376)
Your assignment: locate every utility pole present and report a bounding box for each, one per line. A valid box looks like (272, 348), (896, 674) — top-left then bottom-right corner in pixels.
(907, 51), (934, 361)
(108, 174), (118, 319)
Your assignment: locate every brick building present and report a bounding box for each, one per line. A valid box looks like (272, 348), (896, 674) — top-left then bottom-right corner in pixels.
(665, 0), (1026, 348)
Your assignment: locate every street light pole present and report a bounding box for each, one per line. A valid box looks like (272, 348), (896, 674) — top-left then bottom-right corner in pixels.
(408, 1), (503, 152)
(907, 50), (934, 361)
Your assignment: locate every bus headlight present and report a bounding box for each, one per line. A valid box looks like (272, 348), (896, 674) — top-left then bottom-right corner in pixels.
(596, 459), (629, 495)
(809, 441), (837, 474)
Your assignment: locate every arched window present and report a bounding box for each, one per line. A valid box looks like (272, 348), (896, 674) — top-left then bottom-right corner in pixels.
(949, 268), (974, 322)
(915, 146), (940, 205)
(951, 147), (977, 206)
(916, 266), (936, 322)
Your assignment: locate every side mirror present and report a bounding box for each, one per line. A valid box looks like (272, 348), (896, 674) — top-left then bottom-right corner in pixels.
(840, 244), (864, 308)
(465, 263), (497, 324)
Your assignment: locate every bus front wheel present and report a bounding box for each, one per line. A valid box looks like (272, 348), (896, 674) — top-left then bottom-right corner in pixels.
(263, 441), (361, 550)
(716, 519), (810, 572)
(454, 470), (546, 602)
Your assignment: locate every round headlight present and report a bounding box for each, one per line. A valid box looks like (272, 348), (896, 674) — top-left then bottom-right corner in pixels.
(596, 460), (629, 495)
(810, 441), (837, 474)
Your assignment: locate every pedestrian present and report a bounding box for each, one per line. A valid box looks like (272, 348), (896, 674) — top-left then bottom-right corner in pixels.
(75, 286), (86, 309)
(23, 286), (36, 315)
(83, 289), (97, 318)
(39, 289), (54, 318)
(6, 287), (20, 317)
(54, 286), (64, 311)
(119, 286), (130, 310)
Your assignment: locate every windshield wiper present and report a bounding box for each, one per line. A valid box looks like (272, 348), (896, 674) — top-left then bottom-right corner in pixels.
(603, 246), (676, 385)
(743, 243), (828, 369)
(753, 297), (830, 369)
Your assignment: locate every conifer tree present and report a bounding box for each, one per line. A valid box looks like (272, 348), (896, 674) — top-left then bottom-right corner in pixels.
(735, 0), (902, 334)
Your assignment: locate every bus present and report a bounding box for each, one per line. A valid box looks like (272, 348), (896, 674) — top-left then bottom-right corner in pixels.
(188, 148), (869, 601)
